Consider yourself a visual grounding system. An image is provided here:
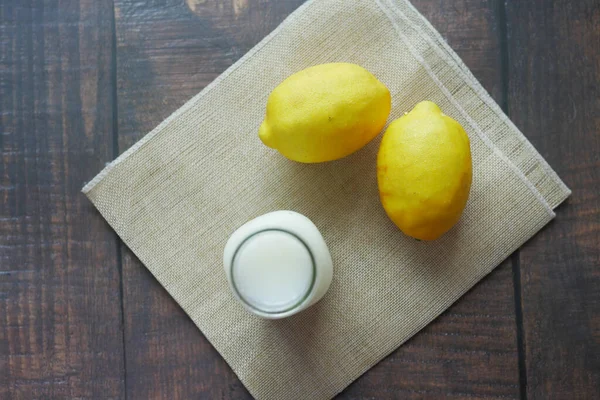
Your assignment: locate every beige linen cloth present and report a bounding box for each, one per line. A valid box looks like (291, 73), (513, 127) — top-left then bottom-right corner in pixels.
(83, 0), (571, 399)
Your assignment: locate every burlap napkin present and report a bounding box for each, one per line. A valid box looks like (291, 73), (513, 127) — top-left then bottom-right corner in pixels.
(83, 0), (571, 399)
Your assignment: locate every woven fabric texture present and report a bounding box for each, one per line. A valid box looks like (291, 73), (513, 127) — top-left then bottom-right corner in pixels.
(83, 1), (570, 399)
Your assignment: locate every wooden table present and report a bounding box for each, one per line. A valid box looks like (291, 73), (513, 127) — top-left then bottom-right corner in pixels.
(1, 1), (598, 399)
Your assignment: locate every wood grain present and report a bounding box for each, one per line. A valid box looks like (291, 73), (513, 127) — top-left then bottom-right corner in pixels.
(0, 0), (124, 399)
(506, 0), (600, 398)
(113, 0), (521, 399)
(3, 0), (596, 398)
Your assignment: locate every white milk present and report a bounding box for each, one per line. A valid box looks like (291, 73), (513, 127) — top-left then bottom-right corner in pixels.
(224, 211), (333, 319)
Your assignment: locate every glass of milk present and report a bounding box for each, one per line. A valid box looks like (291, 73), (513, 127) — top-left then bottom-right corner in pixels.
(224, 211), (333, 319)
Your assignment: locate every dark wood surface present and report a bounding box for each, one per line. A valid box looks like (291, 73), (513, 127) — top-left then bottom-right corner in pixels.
(1, 0), (598, 399)
(0, 1), (125, 398)
(506, 1), (600, 398)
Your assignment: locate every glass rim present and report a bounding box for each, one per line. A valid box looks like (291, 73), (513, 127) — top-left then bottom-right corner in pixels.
(229, 228), (317, 315)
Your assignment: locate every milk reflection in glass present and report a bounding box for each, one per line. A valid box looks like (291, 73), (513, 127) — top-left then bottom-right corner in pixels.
(224, 211), (333, 319)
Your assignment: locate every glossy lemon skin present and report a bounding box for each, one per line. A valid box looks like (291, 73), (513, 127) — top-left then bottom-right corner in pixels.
(259, 63), (391, 163)
(377, 101), (472, 241)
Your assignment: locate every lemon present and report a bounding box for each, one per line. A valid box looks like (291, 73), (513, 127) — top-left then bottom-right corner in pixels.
(259, 63), (391, 163)
(377, 101), (472, 241)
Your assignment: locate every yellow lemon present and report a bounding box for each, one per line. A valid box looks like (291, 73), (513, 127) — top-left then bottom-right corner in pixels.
(259, 63), (391, 163)
(377, 101), (472, 241)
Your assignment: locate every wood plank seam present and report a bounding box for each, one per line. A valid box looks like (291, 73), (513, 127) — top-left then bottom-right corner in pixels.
(494, 1), (528, 399)
(109, 0), (130, 398)
(495, 1), (528, 399)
